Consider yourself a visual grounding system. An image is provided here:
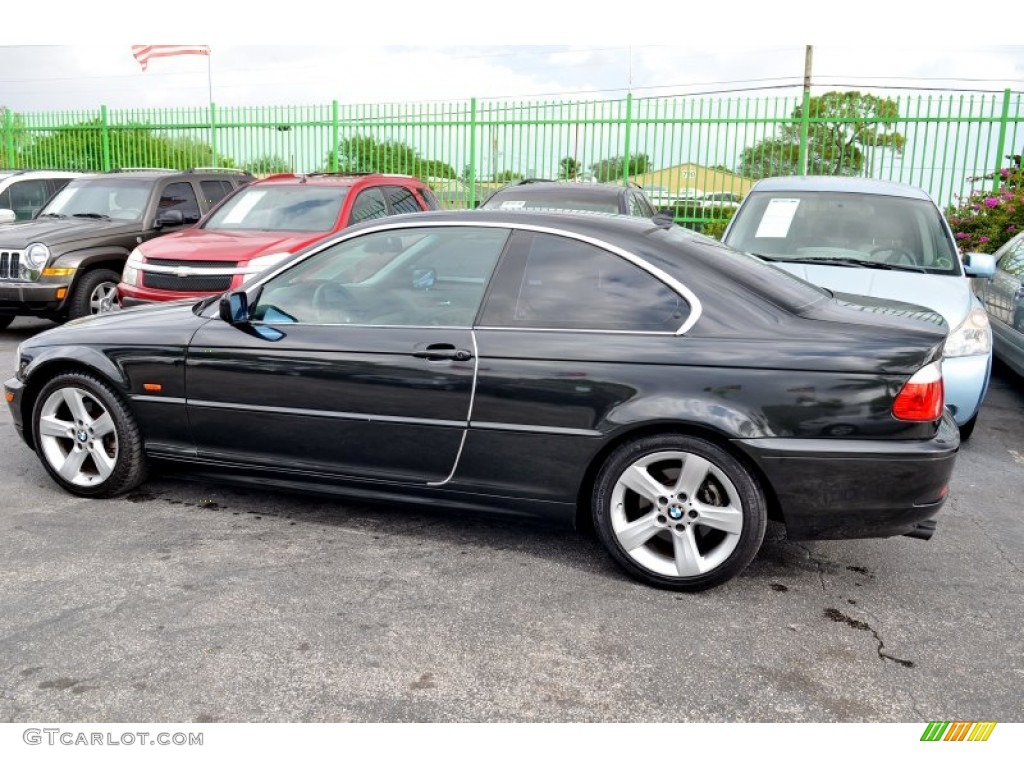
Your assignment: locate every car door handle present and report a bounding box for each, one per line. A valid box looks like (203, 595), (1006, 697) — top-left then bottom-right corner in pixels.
(412, 343), (474, 362)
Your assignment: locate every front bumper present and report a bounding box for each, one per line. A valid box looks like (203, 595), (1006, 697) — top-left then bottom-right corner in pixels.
(943, 353), (992, 424)
(734, 409), (960, 540)
(118, 282), (222, 308)
(4, 375), (27, 445)
(0, 280), (69, 315)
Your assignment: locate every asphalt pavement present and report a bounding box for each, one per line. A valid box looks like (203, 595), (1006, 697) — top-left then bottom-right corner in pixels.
(1, 316), (1021, 722)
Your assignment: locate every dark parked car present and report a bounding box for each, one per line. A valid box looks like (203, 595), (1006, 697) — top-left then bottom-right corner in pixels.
(0, 168), (252, 327)
(5, 211), (959, 590)
(479, 179), (658, 218)
(973, 228), (1024, 377)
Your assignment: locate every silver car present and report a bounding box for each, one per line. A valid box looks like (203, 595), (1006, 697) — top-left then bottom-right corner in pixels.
(722, 176), (996, 439)
(973, 229), (1024, 378)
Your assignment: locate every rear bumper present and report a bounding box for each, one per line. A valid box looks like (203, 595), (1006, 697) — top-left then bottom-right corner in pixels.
(734, 409), (960, 540)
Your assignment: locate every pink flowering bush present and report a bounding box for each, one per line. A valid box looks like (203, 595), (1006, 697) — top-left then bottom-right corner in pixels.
(946, 166), (1024, 253)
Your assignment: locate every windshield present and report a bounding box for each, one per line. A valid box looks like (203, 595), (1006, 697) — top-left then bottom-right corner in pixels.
(40, 179), (151, 222)
(204, 185), (348, 232)
(724, 191), (961, 275)
(482, 189), (619, 214)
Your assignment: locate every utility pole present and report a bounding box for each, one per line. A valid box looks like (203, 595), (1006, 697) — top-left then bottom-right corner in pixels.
(798, 45), (813, 176)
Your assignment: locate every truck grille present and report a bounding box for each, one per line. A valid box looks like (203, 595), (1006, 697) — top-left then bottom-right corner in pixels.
(0, 250), (24, 280)
(141, 259), (236, 292)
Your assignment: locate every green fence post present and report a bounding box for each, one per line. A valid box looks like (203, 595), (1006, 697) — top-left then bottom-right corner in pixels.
(622, 92), (633, 185)
(331, 100), (340, 172)
(992, 88), (1012, 192)
(210, 102), (218, 167)
(3, 108), (14, 168)
(469, 97), (478, 207)
(797, 90), (810, 176)
(100, 105), (111, 171)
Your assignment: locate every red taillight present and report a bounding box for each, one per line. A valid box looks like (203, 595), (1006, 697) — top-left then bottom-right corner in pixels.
(892, 362), (944, 421)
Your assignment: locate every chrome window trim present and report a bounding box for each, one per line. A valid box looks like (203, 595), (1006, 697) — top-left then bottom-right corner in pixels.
(243, 219), (704, 336)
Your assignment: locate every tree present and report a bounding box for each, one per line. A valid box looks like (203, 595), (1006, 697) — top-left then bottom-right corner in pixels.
(590, 153), (650, 182)
(738, 91), (905, 179)
(559, 156), (581, 180)
(0, 109), (32, 167)
(333, 135), (456, 179)
(246, 154), (293, 176)
(17, 118), (237, 171)
(493, 169), (524, 183)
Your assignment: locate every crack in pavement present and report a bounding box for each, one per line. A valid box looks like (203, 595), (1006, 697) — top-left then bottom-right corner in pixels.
(965, 516), (1024, 577)
(793, 542), (828, 594)
(824, 608), (915, 668)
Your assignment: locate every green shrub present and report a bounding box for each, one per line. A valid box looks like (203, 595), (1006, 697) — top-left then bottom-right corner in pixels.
(946, 166), (1024, 254)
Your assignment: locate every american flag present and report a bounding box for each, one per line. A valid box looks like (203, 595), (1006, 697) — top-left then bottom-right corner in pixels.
(132, 45), (210, 71)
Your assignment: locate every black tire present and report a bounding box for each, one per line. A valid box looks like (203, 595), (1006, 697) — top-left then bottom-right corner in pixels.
(959, 413), (978, 441)
(31, 371), (147, 498)
(66, 268), (121, 321)
(592, 434), (767, 591)
(0, 314), (13, 331)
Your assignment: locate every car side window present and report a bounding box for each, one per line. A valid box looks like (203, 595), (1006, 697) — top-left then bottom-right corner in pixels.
(200, 180), (234, 208)
(157, 181), (201, 223)
(349, 188), (388, 224)
(7, 179), (51, 220)
(383, 185), (423, 214)
(251, 226), (510, 327)
(998, 237), (1024, 279)
(420, 187), (442, 210)
(479, 231), (689, 332)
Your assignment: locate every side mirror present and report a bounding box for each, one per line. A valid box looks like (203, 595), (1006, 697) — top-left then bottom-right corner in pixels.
(963, 252), (996, 278)
(411, 267), (436, 289)
(219, 291), (250, 325)
(0, 208), (16, 225)
(155, 209), (184, 229)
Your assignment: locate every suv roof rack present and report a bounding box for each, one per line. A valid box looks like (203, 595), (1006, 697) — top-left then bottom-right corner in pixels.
(187, 167), (253, 175)
(110, 167), (178, 173)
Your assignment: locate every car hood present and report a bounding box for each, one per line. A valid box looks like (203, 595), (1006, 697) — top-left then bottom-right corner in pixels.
(25, 300), (209, 349)
(771, 263), (973, 330)
(0, 217), (140, 247)
(138, 229), (323, 262)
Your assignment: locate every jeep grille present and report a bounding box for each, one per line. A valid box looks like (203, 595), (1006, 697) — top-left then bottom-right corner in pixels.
(0, 250), (24, 280)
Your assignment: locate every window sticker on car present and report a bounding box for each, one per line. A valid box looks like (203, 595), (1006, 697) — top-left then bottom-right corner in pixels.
(755, 198), (801, 238)
(498, 200), (527, 209)
(222, 189), (267, 224)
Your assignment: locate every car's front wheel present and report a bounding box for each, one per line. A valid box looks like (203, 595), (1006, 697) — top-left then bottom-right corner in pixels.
(593, 434), (767, 591)
(67, 268), (121, 320)
(31, 372), (147, 498)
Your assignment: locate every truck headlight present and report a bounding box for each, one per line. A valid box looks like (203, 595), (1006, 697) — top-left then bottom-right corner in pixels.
(24, 242), (50, 273)
(122, 247), (144, 287)
(943, 307), (991, 358)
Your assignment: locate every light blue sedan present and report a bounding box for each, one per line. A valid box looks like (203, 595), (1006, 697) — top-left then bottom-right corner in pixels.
(723, 176), (996, 439)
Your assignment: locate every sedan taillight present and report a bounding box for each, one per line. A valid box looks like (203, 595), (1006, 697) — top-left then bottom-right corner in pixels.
(892, 361), (944, 421)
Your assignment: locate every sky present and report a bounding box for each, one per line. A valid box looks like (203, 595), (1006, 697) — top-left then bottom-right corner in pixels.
(2, 2), (1023, 112)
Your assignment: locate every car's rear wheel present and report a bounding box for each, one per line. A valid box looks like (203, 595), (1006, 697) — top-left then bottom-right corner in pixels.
(32, 372), (147, 498)
(67, 268), (121, 320)
(593, 434), (767, 591)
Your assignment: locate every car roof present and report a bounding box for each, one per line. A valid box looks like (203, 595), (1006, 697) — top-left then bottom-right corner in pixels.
(749, 175), (934, 201)
(253, 172), (424, 187)
(487, 180), (631, 197)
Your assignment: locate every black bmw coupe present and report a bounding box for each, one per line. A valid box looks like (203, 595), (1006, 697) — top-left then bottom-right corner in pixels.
(5, 210), (959, 590)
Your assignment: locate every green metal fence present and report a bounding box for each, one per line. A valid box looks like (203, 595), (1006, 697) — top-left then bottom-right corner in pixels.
(3, 90), (1022, 228)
